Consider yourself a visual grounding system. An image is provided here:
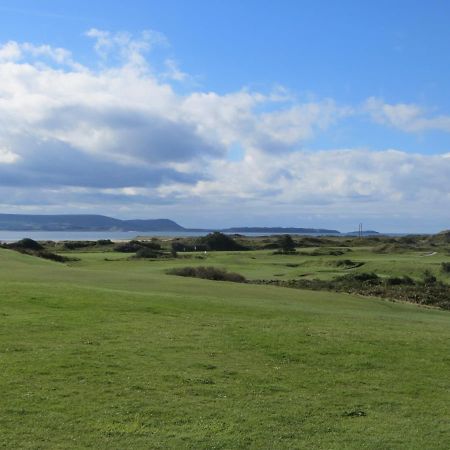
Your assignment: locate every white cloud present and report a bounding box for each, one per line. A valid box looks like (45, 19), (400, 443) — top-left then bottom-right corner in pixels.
(163, 58), (188, 81)
(0, 40), (81, 69)
(0, 148), (20, 164)
(85, 28), (167, 69)
(365, 97), (450, 133)
(0, 30), (448, 231)
(0, 41), (22, 61)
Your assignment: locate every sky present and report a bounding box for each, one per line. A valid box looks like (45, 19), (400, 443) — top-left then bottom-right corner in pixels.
(0, 0), (449, 232)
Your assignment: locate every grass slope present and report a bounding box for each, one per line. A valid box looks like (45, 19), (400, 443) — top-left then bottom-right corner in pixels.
(0, 248), (449, 449)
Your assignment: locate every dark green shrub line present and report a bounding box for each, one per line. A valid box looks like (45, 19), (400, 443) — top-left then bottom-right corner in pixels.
(167, 266), (246, 283)
(114, 240), (162, 253)
(62, 239), (113, 250)
(251, 272), (450, 310)
(1, 239), (77, 263)
(171, 232), (248, 253)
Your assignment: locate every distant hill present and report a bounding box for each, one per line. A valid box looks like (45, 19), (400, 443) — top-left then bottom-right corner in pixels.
(0, 214), (185, 232)
(221, 226), (340, 235)
(345, 230), (380, 236)
(0, 213), (385, 235)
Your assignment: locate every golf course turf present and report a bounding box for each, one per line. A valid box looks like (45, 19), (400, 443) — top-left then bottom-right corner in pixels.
(0, 245), (449, 449)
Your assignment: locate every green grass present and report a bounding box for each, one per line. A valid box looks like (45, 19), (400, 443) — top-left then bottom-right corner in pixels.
(1, 247), (450, 449)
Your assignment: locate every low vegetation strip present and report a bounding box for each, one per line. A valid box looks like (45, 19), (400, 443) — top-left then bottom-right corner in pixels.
(167, 266), (246, 283)
(0, 238), (76, 263)
(252, 272), (450, 310)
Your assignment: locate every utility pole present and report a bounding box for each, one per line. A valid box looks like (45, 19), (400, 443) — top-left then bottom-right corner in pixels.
(359, 223), (363, 238)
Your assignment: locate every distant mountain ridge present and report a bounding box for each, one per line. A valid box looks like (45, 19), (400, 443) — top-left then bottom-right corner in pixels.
(0, 214), (184, 232)
(220, 226), (340, 234)
(0, 213), (378, 235)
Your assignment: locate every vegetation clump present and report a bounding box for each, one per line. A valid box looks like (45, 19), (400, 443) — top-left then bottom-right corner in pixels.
(334, 259), (360, 268)
(8, 238), (43, 251)
(133, 247), (162, 259)
(114, 240), (162, 252)
(167, 266), (246, 283)
(2, 238), (75, 263)
(198, 232), (247, 251)
(253, 272), (450, 310)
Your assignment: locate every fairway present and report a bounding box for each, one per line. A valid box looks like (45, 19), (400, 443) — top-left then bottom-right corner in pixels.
(1, 247), (450, 449)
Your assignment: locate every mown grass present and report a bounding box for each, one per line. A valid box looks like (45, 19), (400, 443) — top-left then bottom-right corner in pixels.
(0, 247), (450, 449)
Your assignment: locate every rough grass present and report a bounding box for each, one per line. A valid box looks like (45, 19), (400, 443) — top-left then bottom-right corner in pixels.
(0, 247), (450, 449)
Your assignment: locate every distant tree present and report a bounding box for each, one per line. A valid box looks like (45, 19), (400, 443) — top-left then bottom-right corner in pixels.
(277, 234), (296, 253)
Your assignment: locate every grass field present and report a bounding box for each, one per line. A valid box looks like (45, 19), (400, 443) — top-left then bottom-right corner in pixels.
(1, 245), (450, 449)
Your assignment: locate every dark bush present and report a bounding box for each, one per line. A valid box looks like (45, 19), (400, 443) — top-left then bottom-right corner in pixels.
(171, 241), (208, 252)
(441, 262), (450, 273)
(114, 240), (162, 253)
(134, 247), (160, 259)
(96, 239), (113, 246)
(340, 272), (380, 283)
(167, 266), (246, 283)
(37, 250), (73, 263)
(62, 241), (92, 250)
(386, 276), (405, 286)
(114, 241), (143, 253)
(9, 238), (43, 251)
(141, 241), (162, 250)
(277, 234), (296, 253)
(335, 259), (356, 267)
(423, 270), (437, 284)
(199, 232), (247, 251)
(386, 275), (415, 286)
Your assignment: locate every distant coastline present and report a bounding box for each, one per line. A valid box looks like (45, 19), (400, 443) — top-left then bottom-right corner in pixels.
(0, 213), (387, 238)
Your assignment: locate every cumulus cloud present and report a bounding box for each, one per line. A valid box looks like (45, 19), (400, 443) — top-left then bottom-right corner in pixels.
(0, 31), (448, 231)
(0, 30), (347, 188)
(365, 97), (450, 133)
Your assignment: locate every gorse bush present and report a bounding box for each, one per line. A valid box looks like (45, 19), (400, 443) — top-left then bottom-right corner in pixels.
(134, 247), (161, 259)
(276, 234), (296, 253)
(199, 233), (247, 251)
(114, 240), (162, 253)
(2, 238), (75, 263)
(253, 272), (450, 310)
(167, 266), (246, 283)
(9, 238), (43, 251)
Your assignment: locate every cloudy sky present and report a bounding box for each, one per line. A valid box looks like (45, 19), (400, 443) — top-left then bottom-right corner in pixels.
(0, 0), (449, 232)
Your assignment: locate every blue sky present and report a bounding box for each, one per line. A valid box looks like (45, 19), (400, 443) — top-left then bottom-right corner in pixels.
(0, 0), (449, 232)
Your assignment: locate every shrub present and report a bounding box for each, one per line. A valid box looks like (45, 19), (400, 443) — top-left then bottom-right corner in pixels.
(199, 232), (247, 251)
(62, 241), (92, 250)
(9, 238), (43, 251)
(114, 241), (143, 253)
(386, 276), (405, 286)
(167, 266), (246, 283)
(36, 250), (73, 263)
(335, 259), (356, 267)
(171, 241), (207, 252)
(134, 247), (160, 259)
(96, 239), (113, 246)
(339, 272), (380, 283)
(276, 234), (296, 253)
(423, 270), (437, 284)
(441, 262), (450, 273)
(140, 241), (162, 250)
